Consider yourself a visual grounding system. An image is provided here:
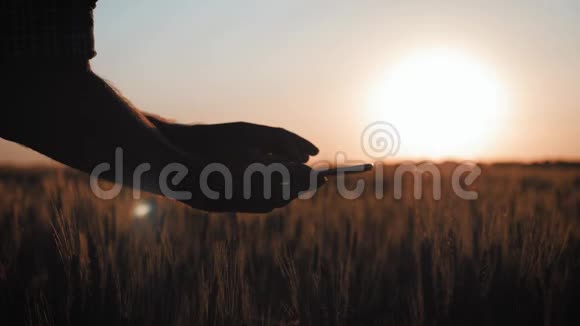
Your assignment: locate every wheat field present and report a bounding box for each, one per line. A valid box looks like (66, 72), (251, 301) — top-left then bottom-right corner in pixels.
(1, 163), (579, 325)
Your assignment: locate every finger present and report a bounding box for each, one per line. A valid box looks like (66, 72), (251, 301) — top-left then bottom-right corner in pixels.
(233, 123), (318, 162)
(282, 129), (319, 156)
(279, 128), (319, 160)
(274, 129), (307, 162)
(267, 128), (318, 163)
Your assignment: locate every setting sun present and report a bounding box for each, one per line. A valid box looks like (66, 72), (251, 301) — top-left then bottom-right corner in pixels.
(368, 48), (508, 159)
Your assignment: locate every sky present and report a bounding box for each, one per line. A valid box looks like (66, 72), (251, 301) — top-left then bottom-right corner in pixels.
(1, 0), (579, 164)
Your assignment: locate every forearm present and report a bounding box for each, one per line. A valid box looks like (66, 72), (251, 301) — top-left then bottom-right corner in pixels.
(1, 67), (205, 198)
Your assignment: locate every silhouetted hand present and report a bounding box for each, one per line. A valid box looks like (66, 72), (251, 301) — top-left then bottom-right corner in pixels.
(187, 161), (326, 213)
(145, 118), (326, 212)
(154, 121), (319, 163)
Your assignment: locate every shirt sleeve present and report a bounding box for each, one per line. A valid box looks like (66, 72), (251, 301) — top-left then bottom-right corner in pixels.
(1, 0), (98, 61)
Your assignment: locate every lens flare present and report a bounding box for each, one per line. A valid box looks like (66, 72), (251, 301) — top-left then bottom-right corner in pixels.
(133, 201), (152, 218)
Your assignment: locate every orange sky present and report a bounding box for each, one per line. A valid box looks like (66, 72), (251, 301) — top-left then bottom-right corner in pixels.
(1, 0), (579, 164)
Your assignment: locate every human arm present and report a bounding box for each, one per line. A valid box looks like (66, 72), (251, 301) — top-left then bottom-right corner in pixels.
(0, 64), (323, 212)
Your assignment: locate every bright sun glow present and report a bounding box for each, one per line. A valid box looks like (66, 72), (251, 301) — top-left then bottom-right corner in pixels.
(368, 48), (507, 159)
